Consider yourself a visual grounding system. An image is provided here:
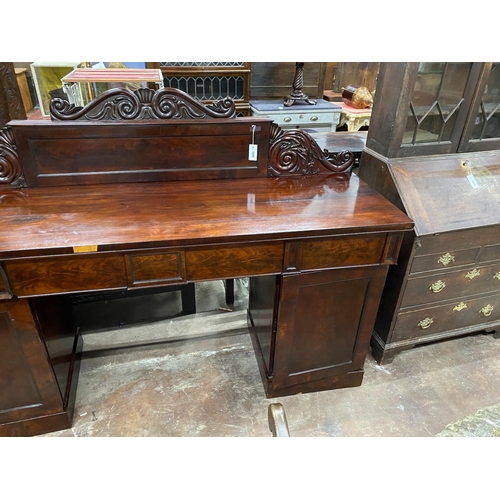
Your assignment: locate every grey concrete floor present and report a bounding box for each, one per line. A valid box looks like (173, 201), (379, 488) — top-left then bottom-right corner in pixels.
(40, 278), (500, 438)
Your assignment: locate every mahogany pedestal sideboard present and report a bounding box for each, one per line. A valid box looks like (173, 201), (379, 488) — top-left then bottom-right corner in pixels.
(0, 87), (413, 436)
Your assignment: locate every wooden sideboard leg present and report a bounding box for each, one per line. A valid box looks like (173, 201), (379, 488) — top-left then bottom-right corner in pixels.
(0, 297), (81, 437)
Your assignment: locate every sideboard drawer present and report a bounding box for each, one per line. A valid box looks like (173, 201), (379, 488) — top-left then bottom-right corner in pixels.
(393, 293), (500, 341)
(288, 233), (387, 271)
(186, 242), (283, 280)
(127, 251), (185, 287)
(5, 255), (127, 297)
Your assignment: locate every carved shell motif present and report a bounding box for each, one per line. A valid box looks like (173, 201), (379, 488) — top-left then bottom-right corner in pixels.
(0, 127), (25, 187)
(268, 123), (354, 176)
(50, 87), (236, 121)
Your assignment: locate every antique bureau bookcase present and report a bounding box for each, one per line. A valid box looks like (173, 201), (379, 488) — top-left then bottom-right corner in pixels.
(358, 62), (500, 364)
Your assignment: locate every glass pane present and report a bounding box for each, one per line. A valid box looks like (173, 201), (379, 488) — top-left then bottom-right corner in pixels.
(403, 62), (472, 144)
(471, 63), (500, 140)
(163, 75), (244, 101)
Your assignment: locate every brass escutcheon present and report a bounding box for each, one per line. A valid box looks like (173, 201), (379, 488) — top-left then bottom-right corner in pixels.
(418, 317), (434, 329)
(437, 252), (455, 266)
(481, 304), (494, 317)
(465, 268), (480, 280)
(429, 280), (446, 293)
(494, 271), (500, 281)
(453, 302), (468, 312)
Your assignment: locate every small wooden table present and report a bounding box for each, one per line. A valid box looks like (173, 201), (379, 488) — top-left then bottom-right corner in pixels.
(250, 99), (342, 132)
(61, 68), (164, 107)
(337, 101), (372, 131)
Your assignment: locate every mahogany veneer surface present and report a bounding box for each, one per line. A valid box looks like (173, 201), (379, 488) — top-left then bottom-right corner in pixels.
(0, 174), (412, 257)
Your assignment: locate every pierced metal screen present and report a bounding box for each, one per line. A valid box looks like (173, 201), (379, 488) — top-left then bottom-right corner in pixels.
(470, 63), (500, 140)
(163, 76), (245, 102)
(159, 62), (245, 67)
(403, 62), (472, 145)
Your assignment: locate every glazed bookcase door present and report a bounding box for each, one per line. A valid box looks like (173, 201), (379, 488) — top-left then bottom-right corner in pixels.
(367, 62), (484, 158)
(459, 62), (500, 152)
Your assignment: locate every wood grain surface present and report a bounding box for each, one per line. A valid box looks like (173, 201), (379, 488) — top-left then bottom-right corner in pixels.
(0, 174), (413, 258)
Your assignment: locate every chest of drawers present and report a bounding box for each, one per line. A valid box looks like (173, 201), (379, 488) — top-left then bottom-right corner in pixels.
(358, 149), (500, 363)
(250, 99), (341, 132)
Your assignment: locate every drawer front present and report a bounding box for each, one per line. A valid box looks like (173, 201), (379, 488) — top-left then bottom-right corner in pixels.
(480, 243), (500, 263)
(393, 293), (500, 341)
(267, 112), (336, 128)
(5, 255), (127, 297)
(289, 233), (387, 271)
(185, 242), (283, 280)
(271, 113), (301, 127)
(127, 251), (185, 287)
(411, 247), (481, 274)
(298, 111), (337, 126)
(402, 262), (500, 308)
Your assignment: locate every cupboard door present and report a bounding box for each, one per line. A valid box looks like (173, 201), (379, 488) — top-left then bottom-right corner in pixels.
(0, 299), (64, 434)
(272, 266), (388, 393)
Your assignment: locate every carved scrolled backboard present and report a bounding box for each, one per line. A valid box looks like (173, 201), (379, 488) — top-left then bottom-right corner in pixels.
(1, 87), (354, 188)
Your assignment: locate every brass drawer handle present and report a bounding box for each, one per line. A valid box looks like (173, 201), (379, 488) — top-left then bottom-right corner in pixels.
(437, 252), (455, 266)
(465, 268), (480, 280)
(481, 304), (494, 317)
(310, 116), (318, 121)
(494, 271), (500, 281)
(283, 117), (291, 122)
(453, 302), (468, 312)
(429, 280), (446, 293)
(418, 317), (434, 329)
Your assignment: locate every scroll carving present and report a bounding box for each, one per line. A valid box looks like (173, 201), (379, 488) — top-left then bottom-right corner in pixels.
(0, 63), (26, 127)
(50, 87), (236, 121)
(0, 127), (25, 187)
(268, 123), (355, 176)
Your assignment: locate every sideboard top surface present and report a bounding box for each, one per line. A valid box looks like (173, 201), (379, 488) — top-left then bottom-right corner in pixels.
(0, 174), (413, 257)
(389, 150), (500, 236)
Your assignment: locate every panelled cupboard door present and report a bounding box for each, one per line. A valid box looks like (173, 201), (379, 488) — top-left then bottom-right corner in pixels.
(271, 266), (388, 392)
(0, 299), (64, 432)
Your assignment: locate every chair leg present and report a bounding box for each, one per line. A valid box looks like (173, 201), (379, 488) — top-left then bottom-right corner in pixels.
(268, 403), (290, 437)
(180, 283), (196, 315)
(224, 279), (234, 306)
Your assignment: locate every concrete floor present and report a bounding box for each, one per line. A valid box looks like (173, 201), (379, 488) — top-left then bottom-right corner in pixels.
(41, 278), (500, 438)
